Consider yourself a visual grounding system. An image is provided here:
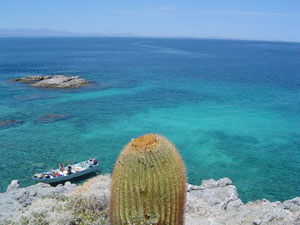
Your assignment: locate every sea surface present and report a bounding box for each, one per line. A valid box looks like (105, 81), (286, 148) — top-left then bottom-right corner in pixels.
(0, 37), (300, 202)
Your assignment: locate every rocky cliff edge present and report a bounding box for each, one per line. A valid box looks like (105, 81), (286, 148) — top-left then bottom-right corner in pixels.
(1, 175), (299, 225)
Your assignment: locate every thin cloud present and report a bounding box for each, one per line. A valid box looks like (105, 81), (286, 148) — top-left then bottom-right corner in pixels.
(220, 10), (290, 16)
(158, 6), (174, 11)
(109, 9), (171, 16)
(127, 11), (170, 16)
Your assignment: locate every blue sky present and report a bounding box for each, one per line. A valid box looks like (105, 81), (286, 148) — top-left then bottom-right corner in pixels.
(0, 0), (299, 41)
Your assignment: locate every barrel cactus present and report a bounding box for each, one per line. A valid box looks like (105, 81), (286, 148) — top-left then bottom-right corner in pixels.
(110, 134), (186, 225)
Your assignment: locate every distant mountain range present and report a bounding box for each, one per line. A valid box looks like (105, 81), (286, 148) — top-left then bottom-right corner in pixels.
(0, 29), (247, 40)
(0, 28), (136, 37)
(0, 28), (292, 43)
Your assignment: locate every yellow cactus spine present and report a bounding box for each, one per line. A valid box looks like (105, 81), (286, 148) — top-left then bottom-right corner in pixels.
(110, 134), (186, 225)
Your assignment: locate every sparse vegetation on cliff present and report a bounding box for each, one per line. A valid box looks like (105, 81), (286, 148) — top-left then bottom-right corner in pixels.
(1, 174), (300, 225)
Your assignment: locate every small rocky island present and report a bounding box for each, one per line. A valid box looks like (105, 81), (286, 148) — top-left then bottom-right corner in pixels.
(12, 75), (89, 88)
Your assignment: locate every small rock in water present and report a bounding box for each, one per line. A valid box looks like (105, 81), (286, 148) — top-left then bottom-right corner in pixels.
(12, 75), (51, 82)
(12, 75), (89, 88)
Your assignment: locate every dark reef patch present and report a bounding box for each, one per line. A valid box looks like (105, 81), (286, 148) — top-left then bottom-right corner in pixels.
(34, 114), (71, 123)
(0, 119), (24, 130)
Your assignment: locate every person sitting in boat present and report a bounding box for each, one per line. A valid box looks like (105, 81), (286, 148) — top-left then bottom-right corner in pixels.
(59, 163), (64, 172)
(88, 158), (93, 167)
(93, 158), (98, 165)
(34, 173), (43, 179)
(58, 163), (65, 176)
(67, 164), (73, 174)
(49, 169), (55, 176)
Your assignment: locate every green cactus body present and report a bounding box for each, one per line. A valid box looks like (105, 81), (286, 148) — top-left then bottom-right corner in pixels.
(110, 134), (186, 225)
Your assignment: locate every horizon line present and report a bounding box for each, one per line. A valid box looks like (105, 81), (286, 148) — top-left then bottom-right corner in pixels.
(0, 34), (299, 44)
(0, 28), (299, 43)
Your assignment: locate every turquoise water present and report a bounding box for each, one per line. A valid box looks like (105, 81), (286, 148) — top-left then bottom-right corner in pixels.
(0, 37), (300, 202)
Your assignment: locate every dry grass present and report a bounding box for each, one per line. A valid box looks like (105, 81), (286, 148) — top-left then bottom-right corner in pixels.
(4, 175), (111, 225)
(73, 174), (111, 198)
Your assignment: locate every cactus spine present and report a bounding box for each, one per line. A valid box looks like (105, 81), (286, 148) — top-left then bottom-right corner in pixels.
(110, 134), (186, 225)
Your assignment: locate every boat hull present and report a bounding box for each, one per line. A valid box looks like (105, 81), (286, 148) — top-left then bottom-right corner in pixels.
(32, 165), (98, 184)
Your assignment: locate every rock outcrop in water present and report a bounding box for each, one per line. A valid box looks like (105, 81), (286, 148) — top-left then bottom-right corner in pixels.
(12, 75), (89, 88)
(34, 114), (71, 123)
(1, 175), (299, 225)
(0, 119), (24, 129)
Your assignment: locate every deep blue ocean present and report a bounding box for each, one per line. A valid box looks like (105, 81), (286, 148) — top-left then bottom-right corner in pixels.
(0, 37), (300, 202)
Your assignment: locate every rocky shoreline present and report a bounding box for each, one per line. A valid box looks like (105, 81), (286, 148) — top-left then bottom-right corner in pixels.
(12, 75), (89, 88)
(1, 175), (299, 225)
